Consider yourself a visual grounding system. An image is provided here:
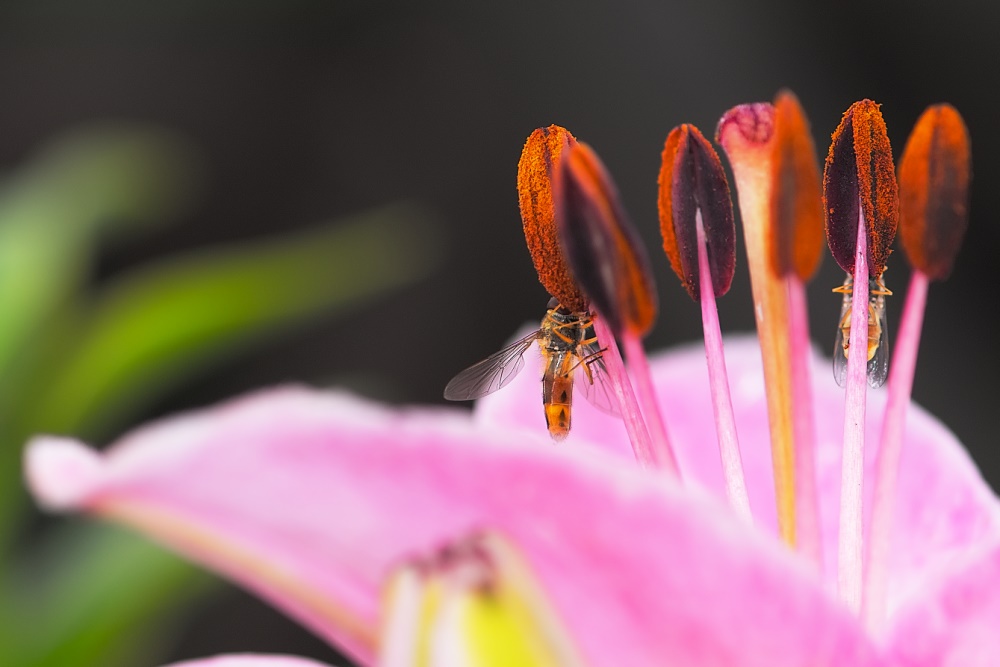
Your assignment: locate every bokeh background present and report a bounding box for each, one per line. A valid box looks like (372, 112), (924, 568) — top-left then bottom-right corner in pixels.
(2, 1), (997, 665)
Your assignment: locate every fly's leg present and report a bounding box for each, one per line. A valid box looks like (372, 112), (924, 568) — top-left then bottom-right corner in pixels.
(871, 269), (892, 297)
(569, 348), (607, 385)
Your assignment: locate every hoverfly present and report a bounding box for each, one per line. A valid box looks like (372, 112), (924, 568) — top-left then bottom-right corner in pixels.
(443, 299), (618, 440)
(832, 271), (892, 388)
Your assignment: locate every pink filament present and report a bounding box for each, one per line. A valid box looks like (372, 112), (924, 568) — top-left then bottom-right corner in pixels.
(591, 315), (663, 473)
(695, 211), (751, 521)
(622, 334), (681, 478)
(837, 205), (870, 613)
(862, 270), (929, 630)
(788, 277), (823, 571)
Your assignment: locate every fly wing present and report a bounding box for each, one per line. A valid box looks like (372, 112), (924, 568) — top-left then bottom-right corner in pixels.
(867, 300), (889, 388)
(833, 324), (849, 387)
(573, 341), (621, 417)
(832, 292), (852, 388)
(443, 331), (541, 401)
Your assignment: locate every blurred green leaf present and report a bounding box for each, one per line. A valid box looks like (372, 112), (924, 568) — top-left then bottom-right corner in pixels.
(0, 125), (201, 549)
(0, 124), (201, 387)
(0, 206), (439, 666)
(0, 125), (440, 667)
(1, 522), (215, 667)
(0, 123), (200, 553)
(23, 205), (440, 438)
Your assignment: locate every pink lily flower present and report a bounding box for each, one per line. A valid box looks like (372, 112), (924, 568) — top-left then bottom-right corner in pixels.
(24, 98), (993, 667)
(25, 333), (1000, 666)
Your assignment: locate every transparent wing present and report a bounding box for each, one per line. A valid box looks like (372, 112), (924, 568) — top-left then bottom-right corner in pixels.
(573, 341), (621, 417)
(866, 299), (889, 388)
(443, 331), (541, 401)
(833, 295), (890, 388)
(832, 296), (851, 387)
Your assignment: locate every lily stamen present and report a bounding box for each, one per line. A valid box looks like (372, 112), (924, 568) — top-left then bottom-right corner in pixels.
(717, 102), (800, 547)
(770, 90), (826, 569)
(864, 103), (972, 630)
(695, 210), (751, 520)
(717, 93), (828, 561)
(591, 314), (659, 468)
(822, 99), (899, 612)
(658, 123), (749, 519)
(444, 125), (648, 448)
(839, 202), (873, 612)
(555, 139), (679, 475)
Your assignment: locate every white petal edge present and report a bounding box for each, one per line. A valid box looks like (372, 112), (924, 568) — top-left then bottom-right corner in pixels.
(162, 656), (335, 667)
(25, 435), (105, 510)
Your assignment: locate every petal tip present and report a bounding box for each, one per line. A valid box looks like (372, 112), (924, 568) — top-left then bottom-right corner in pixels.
(24, 435), (104, 511)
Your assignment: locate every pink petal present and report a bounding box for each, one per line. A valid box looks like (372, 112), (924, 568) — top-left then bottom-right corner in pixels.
(27, 386), (881, 667)
(478, 335), (1000, 615)
(162, 656), (334, 667)
(886, 538), (1000, 666)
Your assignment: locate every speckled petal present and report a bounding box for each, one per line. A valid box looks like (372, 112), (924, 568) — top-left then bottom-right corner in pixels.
(28, 383), (881, 667)
(477, 334), (1000, 613)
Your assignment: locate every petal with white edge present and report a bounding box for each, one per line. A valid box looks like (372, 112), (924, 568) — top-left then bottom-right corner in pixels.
(162, 656), (334, 667)
(26, 384), (885, 667)
(26, 436), (104, 510)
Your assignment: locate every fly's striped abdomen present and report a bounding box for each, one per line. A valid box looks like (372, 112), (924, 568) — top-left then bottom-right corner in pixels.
(541, 351), (575, 441)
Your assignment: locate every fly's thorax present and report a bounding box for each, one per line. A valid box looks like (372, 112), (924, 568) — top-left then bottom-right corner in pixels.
(541, 306), (590, 353)
(544, 306), (583, 328)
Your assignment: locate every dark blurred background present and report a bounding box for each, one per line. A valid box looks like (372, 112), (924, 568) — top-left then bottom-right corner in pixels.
(2, 1), (997, 665)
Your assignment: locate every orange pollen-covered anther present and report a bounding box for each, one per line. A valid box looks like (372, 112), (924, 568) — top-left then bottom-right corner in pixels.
(658, 123), (736, 301)
(556, 141), (657, 337)
(823, 99), (899, 276)
(770, 89), (824, 280)
(897, 104), (972, 281)
(518, 125), (589, 313)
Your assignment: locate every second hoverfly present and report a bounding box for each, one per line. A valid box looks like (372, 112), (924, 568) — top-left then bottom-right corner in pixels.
(444, 299), (618, 440)
(832, 271), (892, 388)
